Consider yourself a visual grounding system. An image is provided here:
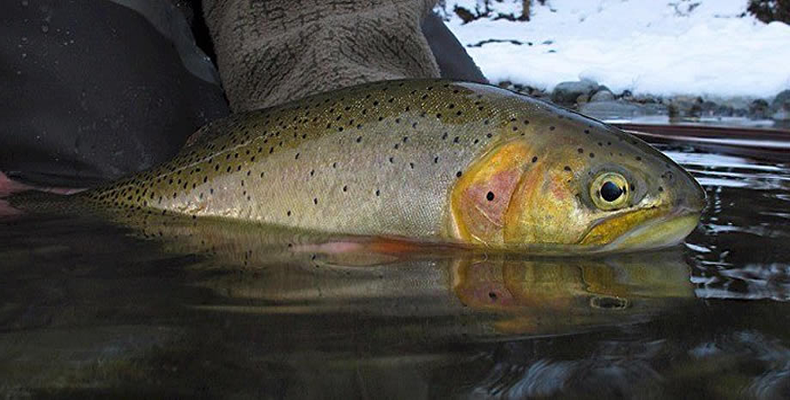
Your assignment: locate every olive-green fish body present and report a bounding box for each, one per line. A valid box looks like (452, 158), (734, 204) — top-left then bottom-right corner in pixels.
(80, 79), (706, 252)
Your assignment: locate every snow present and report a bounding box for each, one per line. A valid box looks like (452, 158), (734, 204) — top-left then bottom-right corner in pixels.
(440, 0), (790, 99)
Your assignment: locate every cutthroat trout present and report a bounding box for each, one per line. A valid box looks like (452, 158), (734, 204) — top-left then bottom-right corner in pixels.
(28, 79), (706, 252)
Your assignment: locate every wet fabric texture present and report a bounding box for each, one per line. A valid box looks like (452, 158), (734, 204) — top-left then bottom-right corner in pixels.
(421, 12), (487, 84)
(0, 0), (229, 187)
(0, 0), (485, 188)
(202, 0), (443, 112)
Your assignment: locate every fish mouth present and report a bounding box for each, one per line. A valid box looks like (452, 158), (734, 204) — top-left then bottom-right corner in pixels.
(598, 209), (701, 252)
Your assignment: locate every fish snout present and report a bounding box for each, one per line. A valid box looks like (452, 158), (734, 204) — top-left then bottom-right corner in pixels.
(671, 170), (707, 216)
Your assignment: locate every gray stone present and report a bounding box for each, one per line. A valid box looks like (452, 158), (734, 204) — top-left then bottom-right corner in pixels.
(772, 89), (790, 110)
(590, 89), (615, 102)
(772, 97), (790, 120)
(633, 94), (660, 104)
(551, 79), (599, 105)
(668, 96), (704, 118)
(749, 99), (771, 119)
(699, 101), (721, 117)
(714, 104), (735, 117)
(773, 109), (790, 121)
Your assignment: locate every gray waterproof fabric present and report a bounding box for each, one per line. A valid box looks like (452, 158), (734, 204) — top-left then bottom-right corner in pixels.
(202, 0), (443, 111)
(1, 0), (487, 187)
(0, 0), (229, 187)
(421, 12), (487, 84)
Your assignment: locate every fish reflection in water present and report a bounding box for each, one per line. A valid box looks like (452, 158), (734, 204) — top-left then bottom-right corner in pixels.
(0, 210), (694, 396)
(97, 211), (695, 337)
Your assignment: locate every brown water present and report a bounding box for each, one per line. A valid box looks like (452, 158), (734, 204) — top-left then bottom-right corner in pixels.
(1, 133), (789, 399)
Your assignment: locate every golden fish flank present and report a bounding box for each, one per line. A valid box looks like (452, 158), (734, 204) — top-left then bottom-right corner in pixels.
(82, 79), (706, 252)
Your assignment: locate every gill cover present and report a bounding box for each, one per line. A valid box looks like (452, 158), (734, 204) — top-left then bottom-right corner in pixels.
(449, 140), (531, 246)
(449, 139), (587, 247)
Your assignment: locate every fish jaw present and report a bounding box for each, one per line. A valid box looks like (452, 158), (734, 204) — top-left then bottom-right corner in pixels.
(596, 209), (702, 252)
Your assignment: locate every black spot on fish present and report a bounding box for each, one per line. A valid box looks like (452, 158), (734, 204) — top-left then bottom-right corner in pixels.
(486, 192), (495, 201)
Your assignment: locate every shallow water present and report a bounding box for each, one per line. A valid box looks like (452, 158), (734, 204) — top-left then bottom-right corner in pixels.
(1, 132), (789, 399)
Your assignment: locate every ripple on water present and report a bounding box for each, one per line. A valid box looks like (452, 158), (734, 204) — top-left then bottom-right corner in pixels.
(669, 142), (790, 302)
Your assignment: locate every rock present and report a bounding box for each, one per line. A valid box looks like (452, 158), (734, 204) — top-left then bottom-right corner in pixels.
(551, 79), (599, 105)
(772, 96), (790, 121)
(453, 6), (477, 23)
(590, 89), (615, 102)
(576, 93), (590, 105)
(772, 89), (790, 110)
(668, 96), (703, 118)
(633, 94), (660, 104)
(773, 109), (790, 121)
(748, 99), (771, 119)
(699, 101), (721, 117)
(580, 101), (667, 120)
(714, 104), (735, 117)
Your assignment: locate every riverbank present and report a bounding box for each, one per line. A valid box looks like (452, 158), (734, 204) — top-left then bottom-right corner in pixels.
(438, 0), (790, 126)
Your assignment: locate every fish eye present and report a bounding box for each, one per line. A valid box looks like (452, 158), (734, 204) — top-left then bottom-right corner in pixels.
(590, 172), (630, 210)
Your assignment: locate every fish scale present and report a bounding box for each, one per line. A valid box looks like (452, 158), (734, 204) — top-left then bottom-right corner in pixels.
(85, 80), (521, 235)
(72, 79), (705, 251)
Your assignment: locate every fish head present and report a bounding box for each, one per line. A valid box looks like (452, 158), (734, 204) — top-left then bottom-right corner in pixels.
(449, 109), (706, 253)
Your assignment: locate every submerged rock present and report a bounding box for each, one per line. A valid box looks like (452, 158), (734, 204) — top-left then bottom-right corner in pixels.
(580, 101), (667, 120)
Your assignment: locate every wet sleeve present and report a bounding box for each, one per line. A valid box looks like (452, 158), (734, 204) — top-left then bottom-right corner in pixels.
(0, 0), (229, 187)
(202, 0), (443, 112)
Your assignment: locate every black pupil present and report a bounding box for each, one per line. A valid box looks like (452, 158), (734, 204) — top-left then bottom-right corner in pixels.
(600, 181), (623, 202)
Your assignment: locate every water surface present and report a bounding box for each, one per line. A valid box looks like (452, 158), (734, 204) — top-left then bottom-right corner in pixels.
(1, 132), (789, 399)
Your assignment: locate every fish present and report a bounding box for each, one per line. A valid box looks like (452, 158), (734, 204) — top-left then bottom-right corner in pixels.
(15, 79), (706, 253)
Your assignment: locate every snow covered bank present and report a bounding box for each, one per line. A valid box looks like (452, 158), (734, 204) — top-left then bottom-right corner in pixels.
(440, 0), (790, 100)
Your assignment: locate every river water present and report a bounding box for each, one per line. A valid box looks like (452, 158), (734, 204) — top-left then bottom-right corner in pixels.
(1, 130), (789, 399)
